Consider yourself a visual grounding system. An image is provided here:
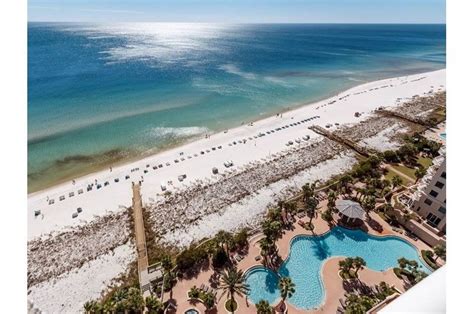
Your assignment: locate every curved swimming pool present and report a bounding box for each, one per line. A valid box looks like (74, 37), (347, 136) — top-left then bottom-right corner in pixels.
(245, 227), (430, 310)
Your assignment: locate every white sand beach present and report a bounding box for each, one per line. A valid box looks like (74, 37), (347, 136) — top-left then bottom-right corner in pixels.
(27, 69), (446, 240)
(27, 69), (446, 313)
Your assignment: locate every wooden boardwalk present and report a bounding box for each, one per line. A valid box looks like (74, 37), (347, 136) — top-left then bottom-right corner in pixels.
(308, 125), (376, 157)
(376, 109), (431, 126)
(132, 183), (150, 294)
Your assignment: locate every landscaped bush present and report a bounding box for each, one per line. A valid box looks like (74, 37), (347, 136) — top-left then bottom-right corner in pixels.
(225, 299), (238, 312)
(188, 286), (200, 299)
(421, 250), (439, 270)
(176, 246), (208, 272)
(383, 150), (400, 163)
(187, 287), (216, 309)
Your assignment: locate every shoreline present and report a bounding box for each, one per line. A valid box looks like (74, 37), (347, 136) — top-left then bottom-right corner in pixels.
(28, 69), (445, 313)
(27, 69), (439, 196)
(27, 69), (446, 240)
(27, 79), (349, 194)
(27, 67), (439, 194)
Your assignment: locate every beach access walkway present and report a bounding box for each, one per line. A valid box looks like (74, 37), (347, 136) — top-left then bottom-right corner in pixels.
(308, 125), (375, 157)
(132, 182), (158, 297)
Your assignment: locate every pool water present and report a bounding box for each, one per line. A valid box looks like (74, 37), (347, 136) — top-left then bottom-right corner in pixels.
(245, 227), (430, 310)
(440, 132), (446, 140)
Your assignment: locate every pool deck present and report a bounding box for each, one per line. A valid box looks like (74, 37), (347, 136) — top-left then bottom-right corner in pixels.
(424, 121), (446, 145)
(166, 201), (432, 313)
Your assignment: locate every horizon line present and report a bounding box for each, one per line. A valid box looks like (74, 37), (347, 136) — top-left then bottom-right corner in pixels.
(27, 21), (447, 25)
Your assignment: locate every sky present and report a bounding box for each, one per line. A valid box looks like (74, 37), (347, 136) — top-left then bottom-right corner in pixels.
(28, 0), (446, 23)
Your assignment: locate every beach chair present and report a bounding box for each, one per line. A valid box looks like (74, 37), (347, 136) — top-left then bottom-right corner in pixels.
(339, 298), (346, 308)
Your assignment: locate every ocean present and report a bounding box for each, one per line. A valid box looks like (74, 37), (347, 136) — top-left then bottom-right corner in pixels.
(28, 23), (445, 192)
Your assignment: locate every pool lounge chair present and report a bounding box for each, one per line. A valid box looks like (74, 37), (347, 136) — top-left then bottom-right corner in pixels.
(339, 298), (346, 308)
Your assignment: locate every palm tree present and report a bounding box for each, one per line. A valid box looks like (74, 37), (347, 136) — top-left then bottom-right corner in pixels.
(215, 230), (233, 253)
(414, 166), (427, 183)
(259, 237), (276, 266)
(363, 195), (376, 216)
(353, 257), (366, 277)
(433, 244), (446, 261)
(302, 183), (313, 201)
(256, 299), (273, 314)
(160, 254), (173, 272)
(328, 190), (337, 209)
(145, 295), (163, 313)
(83, 300), (98, 314)
(125, 287), (144, 313)
(391, 175), (403, 189)
(285, 201), (297, 215)
(262, 219), (283, 242)
(102, 301), (114, 313)
(338, 257), (354, 278)
(306, 197), (319, 227)
(159, 253), (174, 301)
(219, 267), (250, 313)
(278, 277), (296, 302)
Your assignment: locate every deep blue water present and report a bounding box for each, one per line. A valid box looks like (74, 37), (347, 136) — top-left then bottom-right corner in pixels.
(28, 23), (445, 191)
(245, 227), (431, 309)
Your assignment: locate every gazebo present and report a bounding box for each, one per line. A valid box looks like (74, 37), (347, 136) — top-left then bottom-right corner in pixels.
(336, 199), (365, 223)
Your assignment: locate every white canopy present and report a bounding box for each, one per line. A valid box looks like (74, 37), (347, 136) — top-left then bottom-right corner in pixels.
(336, 199), (365, 220)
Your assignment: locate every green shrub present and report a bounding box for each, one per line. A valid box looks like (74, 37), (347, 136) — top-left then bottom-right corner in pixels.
(421, 250), (439, 270)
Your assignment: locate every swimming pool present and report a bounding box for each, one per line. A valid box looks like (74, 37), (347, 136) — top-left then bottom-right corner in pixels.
(440, 132), (446, 140)
(245, 227), (430, 310)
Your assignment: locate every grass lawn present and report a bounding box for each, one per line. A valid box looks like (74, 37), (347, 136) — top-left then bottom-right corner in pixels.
(385, 167), (412, 185)
(391, 164), (416, 180)
(417, 156), (433, 168)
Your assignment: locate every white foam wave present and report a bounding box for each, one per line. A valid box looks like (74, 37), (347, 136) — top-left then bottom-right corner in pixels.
(150, 126), (208, 139)
(219, 63), (257, 80)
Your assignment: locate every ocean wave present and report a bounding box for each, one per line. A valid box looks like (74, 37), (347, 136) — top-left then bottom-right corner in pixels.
(219, 63), (257, 80)
(149, 126), (209, 139)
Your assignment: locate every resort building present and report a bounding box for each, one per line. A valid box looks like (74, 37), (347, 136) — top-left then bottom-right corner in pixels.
(411, 160), (446, 234)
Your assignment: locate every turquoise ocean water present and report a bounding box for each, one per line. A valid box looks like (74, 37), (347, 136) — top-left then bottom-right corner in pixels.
(28, 23), (445, 191)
